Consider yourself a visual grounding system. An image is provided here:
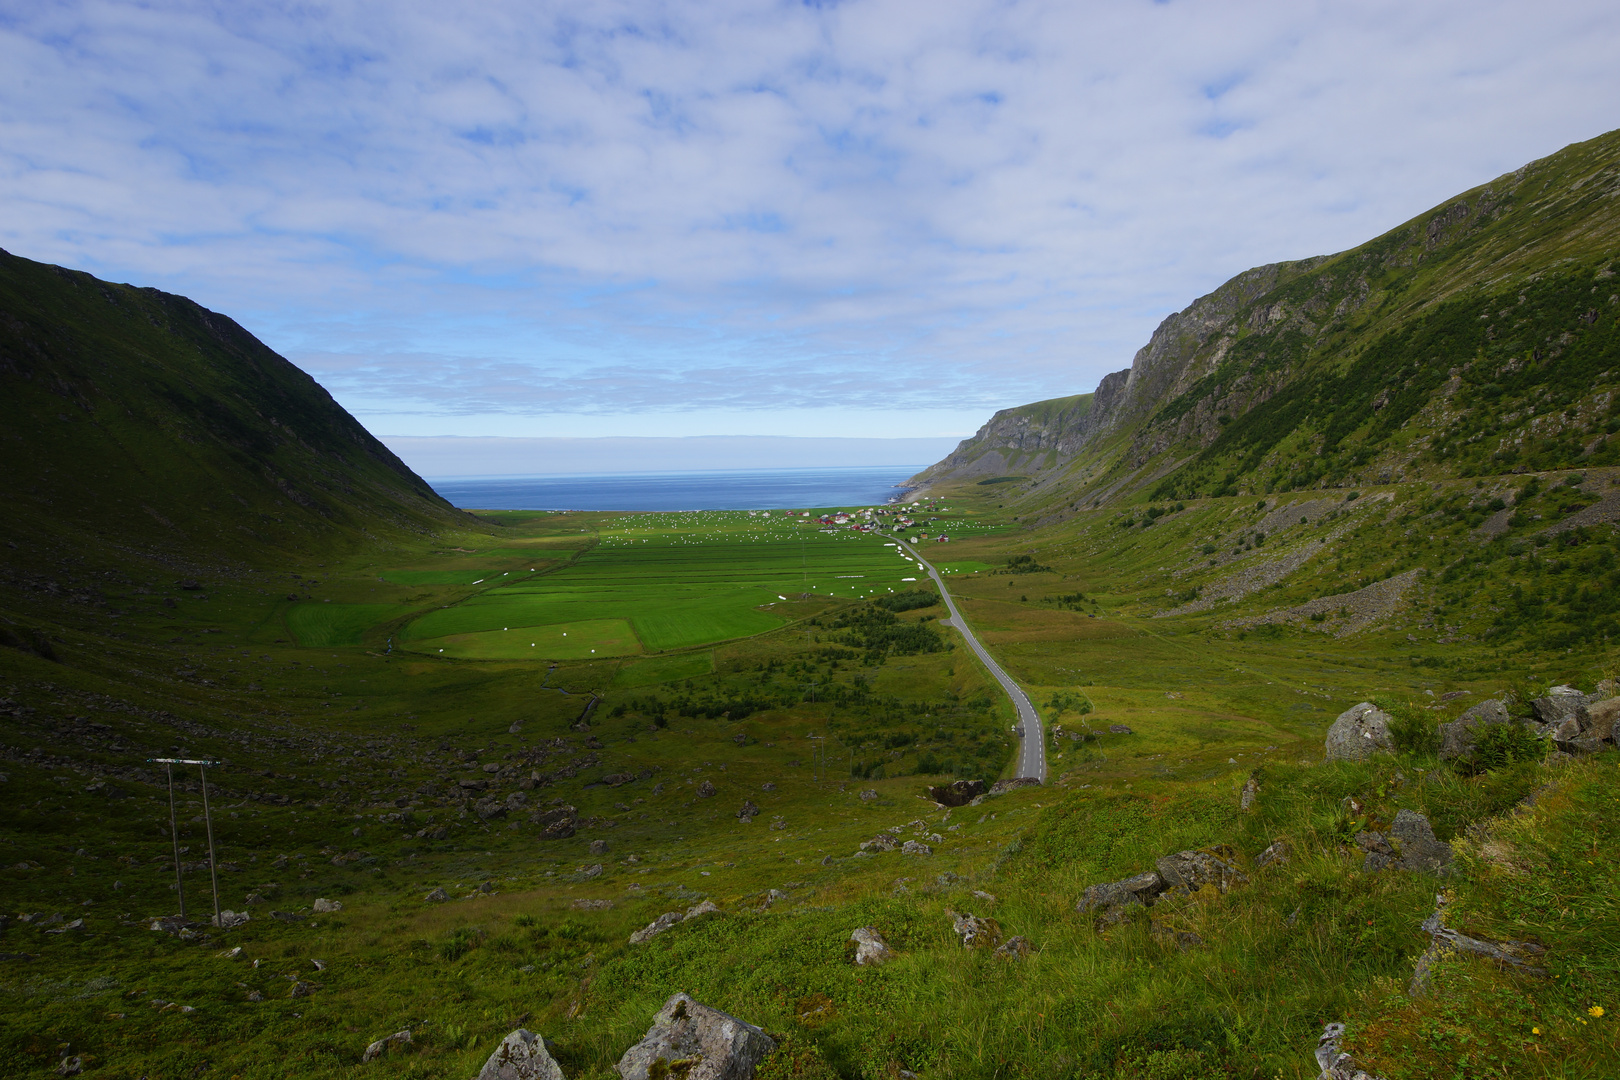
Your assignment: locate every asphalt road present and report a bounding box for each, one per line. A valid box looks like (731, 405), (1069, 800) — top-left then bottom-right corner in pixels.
(885, 535), (1046, 783)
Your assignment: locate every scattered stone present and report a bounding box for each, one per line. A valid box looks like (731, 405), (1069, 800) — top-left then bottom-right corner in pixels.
(685, 899), (721, 920)
(424, 887), (450, 902)
(858, 789), (879, 801)
(363, 1029), (413, 1064)
(1155, 849), (1248, 894)
(859, 832), (900, 853)
(761, 782), (776, 792)
(311, 898), (342, 914)
(269, 911), (302, 923)
(696, 780), (717, 798)
(289, 981), (314, 998)
(1315, 1022), (1386, 1080)
(947, 909), (1001, 949)
(1324, 702), (1394, 762)
(1254, 840), (1291, 870)
(589, 839), (610, 856)
(900, 840), (933, 856)
(1239, 777), (1259, 811)
(850, 926), (894, 966)
(737, 801), (760, 822)
(928, 779), (986, 807)
(217, 946), (243, 960)
(476, 1029), (563, 1080)
(972, 890), (997, 904)
(571, 899), (613, 911)
(629, 912), (684, 945)
(416, 825), (449, 841)
(820, 855), (833, 866)
(44, 918), (85, 934)
(614, 992), (776, 1080)
(1438, 699), (1513, 763)
(1149, 920), (1203, 950)
(603, 773), (635, 787)
(1408, 895), (1547, 997)
(55, 1055), (83, 1076)
(247, 990), (262, 1001)
(212, 910), (250, 930)
(580, 864), (603, 879)
(989, 777), (1040, 795)
(1108, 724), (1133, 735)
(993, 935), (1032, 959)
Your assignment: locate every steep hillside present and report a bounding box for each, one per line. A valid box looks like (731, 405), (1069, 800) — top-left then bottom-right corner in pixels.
(0, 248), (470, 571)
(913, 128), (1620, 510)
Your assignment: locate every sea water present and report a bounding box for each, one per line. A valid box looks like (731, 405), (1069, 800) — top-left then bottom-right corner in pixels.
(425, 466), (925, 512)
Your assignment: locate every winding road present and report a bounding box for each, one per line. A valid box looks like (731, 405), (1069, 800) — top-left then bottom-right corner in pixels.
(883, 534), (1046, 782)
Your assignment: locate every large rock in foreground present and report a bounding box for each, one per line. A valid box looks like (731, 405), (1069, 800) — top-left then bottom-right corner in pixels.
(1324, 702), (1394, 761)
(615, 993), (776, 1080)
(476, 1030), (564, 1080)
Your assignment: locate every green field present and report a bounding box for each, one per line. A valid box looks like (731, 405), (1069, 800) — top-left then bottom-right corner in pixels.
(398, 512), (923, 657)
(284, 601), (412, 647)
(407, 618), (642, 660)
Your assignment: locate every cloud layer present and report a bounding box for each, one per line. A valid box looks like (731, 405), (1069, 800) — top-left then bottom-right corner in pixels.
(3, 1), (1618, 437)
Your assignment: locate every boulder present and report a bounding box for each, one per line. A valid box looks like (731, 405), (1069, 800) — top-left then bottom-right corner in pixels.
(363, 1029), (412, 1064)
(1437, 699), (1511, 762)
(1583, 697), (1620, 742)
(1314, 1022), (1386, 1080)
(211, 910), (250, 929)
(696, 780), (717, 798)
(1239, 777), (1259, 811)
(1532, 686), (1590, 727)
(1324, 702), (1394, 762)
(629, 912), (684, 945)
(311, 898), (342, 913)
(900, 840), (933, 856)
(1108, 724), (1133, 735)
(589, 839), (610, 855)
(424, 887), (450, 902)
(1154, 849), (1248, 894)
(858, 789), (879, 801)
(1149, 920), (1202, 950)
(684, 900), (720, 920)
(736, 801), (760, 822)
(928, 779), (986, 807)
(475, 1029), (563, 1080)
(989, 777), (1040, 795)
(850, 926), (894, 966)
(614, 992), (776, 1080)
(859, 833), (900, 853)
(1388, 810), (1453, 874)
(947, 910), (1001, 949)
(1075, 871), (1166, 920)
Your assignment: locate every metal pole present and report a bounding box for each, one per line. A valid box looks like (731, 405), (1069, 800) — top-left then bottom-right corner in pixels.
(199, 763), (222, 929)
(165, 762), (185, 919)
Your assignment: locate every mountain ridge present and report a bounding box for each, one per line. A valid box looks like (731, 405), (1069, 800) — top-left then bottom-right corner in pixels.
(913, 128), (1620, 509)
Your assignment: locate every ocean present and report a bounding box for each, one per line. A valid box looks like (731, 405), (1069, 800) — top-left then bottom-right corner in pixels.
(425, 466), (925, 512)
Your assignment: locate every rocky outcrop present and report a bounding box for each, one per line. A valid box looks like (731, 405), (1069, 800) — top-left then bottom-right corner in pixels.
(989, 777), (1041, 795)
(629, 912), (685, 945)
(928, 779), (986, 806)
(614, 993), (776, 1080)
(475, 1029), (565, 1080)
(362, 1030), (412, 1064)
(850, 926), (894, 966)
(1324, 703), (1394, 762)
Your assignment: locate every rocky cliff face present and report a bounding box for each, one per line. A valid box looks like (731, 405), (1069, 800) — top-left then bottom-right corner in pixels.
(913, 127), (1620, 503)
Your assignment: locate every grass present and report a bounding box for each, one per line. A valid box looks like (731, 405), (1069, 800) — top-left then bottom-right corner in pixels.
(285, 602), (415, 648)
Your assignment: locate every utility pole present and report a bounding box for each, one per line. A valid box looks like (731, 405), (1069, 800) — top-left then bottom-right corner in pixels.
(151, 758), (222, 927)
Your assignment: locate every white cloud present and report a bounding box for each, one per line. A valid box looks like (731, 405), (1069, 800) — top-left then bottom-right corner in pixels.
(2, 0), (1617, 438)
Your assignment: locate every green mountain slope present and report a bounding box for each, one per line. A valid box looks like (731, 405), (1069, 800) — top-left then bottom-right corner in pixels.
(914, 128), (1620, 507)
(0, 248), (469, 567)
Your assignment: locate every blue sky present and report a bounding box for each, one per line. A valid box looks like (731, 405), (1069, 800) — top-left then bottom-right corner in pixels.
(3, 1), (1619, 469)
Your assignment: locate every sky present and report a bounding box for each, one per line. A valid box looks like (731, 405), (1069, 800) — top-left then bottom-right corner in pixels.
(3, 1), (1619, 472)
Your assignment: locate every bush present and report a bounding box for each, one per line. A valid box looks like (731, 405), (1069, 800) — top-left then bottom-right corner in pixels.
(1380, 699), (1441, 758)
(1473, 722), (1542, 770)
